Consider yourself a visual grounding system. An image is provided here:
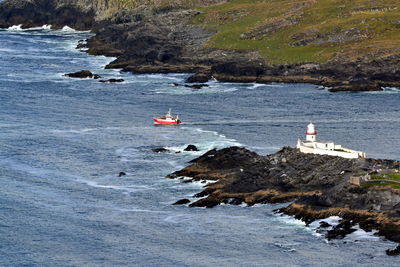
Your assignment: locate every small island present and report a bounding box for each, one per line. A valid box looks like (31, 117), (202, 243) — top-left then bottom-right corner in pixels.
(168, 125), (400, 253)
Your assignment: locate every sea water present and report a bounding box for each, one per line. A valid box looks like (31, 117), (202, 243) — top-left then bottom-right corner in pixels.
(0, 27), (400, 266)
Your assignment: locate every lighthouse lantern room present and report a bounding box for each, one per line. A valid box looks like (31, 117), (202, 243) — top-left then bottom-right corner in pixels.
(306, 123), (317, 142)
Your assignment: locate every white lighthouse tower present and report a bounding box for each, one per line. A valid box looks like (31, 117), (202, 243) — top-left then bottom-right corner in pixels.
(306, 123), (317, 142)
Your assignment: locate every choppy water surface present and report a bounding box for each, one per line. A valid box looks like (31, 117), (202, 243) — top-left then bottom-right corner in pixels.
(0, 27), (400, 266)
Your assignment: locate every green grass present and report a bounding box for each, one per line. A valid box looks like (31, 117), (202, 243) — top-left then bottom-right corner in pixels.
(334, 148), (350, 153)
(371, 173), (400, 182)
(191, 0), (400, 64)
(362, 182), (400, 190)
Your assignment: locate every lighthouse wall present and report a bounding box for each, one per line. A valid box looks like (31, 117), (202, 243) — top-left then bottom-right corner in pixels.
(296, 140), (365, 159)
(297, 145), (360, 158)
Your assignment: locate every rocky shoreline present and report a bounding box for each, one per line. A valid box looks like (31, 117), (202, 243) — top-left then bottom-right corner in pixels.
(1, 0), (399, 92)
(167, 146), (400, 253)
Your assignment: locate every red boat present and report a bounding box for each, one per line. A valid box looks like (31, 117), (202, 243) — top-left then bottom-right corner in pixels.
(153, 109), (181, 125)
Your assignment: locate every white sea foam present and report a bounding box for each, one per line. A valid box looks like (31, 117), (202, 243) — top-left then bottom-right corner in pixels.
(346, 226), (380, 241)
(61, 26), (76, 32)
(273, 213), (307, 227)
(42, 24), (52, 30)
(380, 87), (400, 94)
(308, 216), (341, 229)
(114, 207), (168, 213)
(308, 216), (382, 242)
(50, 128), (97, 134)
(154, 82), (238, 95)
(175, 177), (218, 188)
(77, 179), (152, 193)
(7, 24), (23, 31)
(247, 83), (279, 90)
(165, 138), (242, 156)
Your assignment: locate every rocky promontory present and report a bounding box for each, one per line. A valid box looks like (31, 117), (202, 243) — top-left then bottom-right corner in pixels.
(168, 146), (400, 249)
(1, 0), (399, 92)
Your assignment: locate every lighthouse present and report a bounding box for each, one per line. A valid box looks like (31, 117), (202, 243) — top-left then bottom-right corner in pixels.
(296, 123), (366, 159)
(306, 123), (317, 142)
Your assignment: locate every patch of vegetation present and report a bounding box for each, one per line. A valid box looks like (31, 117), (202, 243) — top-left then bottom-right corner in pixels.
(334, 148), (350, 153)
(371, 173), (400, 182)
(191, 0), (400, 64)
(362, 182), (400, 190)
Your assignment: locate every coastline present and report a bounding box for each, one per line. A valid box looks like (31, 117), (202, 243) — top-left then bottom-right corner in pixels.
(2, 4), (400, 264)
(166, 146), (400, 252)
(1, 1), (399, 93)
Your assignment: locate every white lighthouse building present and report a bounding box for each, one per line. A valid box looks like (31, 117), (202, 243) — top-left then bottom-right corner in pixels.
(296, 123), (366, 159)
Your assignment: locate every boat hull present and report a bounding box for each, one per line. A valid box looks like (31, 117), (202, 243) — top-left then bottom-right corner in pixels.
(153, 118), (181, 125)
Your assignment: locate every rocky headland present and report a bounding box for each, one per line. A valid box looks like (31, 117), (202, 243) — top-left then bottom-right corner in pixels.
(167, 146), (400, 252)
(1, 0), (399, 92)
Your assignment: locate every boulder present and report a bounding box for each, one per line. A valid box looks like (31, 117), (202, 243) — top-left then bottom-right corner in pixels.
(185, 72), (211, 83)
(184, 145), (198, 151)
(184, 84), (209, 89)
(386, 245), (400, 256)
(64, 70), (93, 78)
(99, 78), (124, 83)
(152, 148), (169, 153)
(319, 221), (332, 228)
(172, 199), (191, 205)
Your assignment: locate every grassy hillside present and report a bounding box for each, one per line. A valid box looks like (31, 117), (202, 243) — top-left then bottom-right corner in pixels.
(191, 0), (400, 64)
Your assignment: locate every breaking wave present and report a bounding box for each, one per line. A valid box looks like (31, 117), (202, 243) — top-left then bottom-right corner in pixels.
(7, 24), (23, 31)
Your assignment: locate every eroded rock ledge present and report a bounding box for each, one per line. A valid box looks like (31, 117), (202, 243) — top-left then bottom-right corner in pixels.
(167, 146), (400, 245)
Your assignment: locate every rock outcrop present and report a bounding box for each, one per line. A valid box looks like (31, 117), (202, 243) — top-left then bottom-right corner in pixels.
(64, 70), (97, 78)
(167, 146), (400, 244)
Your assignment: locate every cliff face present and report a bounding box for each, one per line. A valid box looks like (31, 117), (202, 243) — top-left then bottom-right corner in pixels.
(0, 0), (96, 29)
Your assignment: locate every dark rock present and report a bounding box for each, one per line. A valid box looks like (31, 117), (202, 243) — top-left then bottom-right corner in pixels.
(212, 61), (266, 77)
(185, 72), (211, 83)
(93, 74), (102, 79)
(386, 245), (400, 256)
(152, 148), (169, 153)
(319, 221), (332, 228)
(99, 78), (124, 83)
(172, 199), (191, 205)
(228, 198), (243, 205)
(184, 145), (198, 151)
(184, 84), (209, 89)
(118, 172), (126, 177)
(325, 220), (357, 240)
(64, 70), (93, 78)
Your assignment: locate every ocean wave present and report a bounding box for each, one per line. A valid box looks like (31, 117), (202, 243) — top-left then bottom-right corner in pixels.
(165, 138), (242, 156)
(77, 178), (153, 193)
(50, 128), (98, 134)
(273, 213), (307, 227)
(246, 83), (284, 89)
(346, 226), (380, 241)
(154, 83), (238, 95)
(7, 24), (23, 31)
(61, 26), (76, 32)
(42, 24), (52, 30)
